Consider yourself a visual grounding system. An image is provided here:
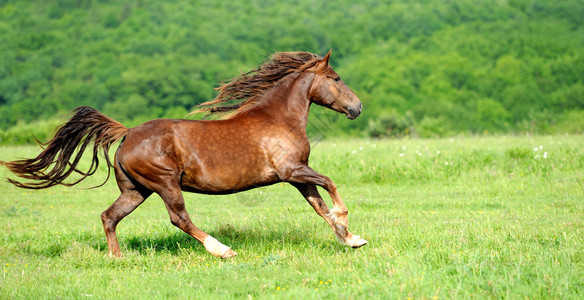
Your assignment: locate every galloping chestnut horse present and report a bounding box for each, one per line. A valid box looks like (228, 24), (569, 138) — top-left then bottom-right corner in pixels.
(1, 50), (367, 258)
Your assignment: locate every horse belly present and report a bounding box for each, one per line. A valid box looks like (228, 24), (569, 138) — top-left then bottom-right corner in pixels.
(180, 159), (277, 194)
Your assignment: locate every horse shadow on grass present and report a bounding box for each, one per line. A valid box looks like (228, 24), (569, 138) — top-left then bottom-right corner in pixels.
(21, 222), (349, 258)
(120, 224), (343, 256)
(26, 223), (344, 258)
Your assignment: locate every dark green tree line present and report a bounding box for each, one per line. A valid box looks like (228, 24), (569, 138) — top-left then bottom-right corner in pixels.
(1, 0), (583, 143)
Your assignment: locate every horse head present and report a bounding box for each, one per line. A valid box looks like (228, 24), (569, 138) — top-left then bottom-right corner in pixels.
(308, 50), (362, 119)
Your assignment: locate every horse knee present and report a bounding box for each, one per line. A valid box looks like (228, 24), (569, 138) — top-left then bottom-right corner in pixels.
(169, 214), (181, 227)
(101, 211), (116, 230)
(169, 212), (190, 229)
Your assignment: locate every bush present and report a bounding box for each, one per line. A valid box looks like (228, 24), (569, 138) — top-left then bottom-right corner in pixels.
(0, 118), (61, 145)
(416, 116), (452, 138)
(552, 110), (584, 134)
(367, 111), (416, 138)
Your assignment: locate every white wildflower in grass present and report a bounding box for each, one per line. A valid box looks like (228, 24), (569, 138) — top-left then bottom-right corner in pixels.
(351, 150), (357, 154)
(543, 152), (548, 159)
(399, 153), (405, 157)
(534, 147), (539, 151)
(445, 161), (449, 165)
(359, 147), (363, 151)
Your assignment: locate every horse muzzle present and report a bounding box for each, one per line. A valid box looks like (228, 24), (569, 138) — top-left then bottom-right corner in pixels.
(346, 102), (363, 120)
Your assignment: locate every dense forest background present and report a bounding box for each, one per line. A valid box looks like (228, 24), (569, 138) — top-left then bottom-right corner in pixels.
(0, 0), (583, 143)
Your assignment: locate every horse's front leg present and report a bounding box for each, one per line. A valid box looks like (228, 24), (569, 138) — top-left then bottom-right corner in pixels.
(287, 166), (368, 248)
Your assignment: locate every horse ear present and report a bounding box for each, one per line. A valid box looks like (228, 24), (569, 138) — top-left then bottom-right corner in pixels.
(322, 49), (332, 66)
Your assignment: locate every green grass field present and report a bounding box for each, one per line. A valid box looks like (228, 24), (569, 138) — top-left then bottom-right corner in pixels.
(1, 135), (583, 299)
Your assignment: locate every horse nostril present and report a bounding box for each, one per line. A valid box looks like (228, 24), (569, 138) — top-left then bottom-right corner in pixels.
(358, 102), (363, 114)
(347, 105), (362, 119)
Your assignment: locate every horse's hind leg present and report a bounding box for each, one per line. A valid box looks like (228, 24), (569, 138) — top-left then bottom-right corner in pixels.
(101, 188), (150, 257)
(101, 168), (152, 257)
(157, 184), (237, 259)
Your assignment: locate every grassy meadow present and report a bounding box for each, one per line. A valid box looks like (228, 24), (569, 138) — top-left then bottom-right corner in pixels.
(1, 135), (583, 299)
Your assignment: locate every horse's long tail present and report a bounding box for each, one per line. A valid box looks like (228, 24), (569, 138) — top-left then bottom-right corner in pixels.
(1, 106), (128, 189)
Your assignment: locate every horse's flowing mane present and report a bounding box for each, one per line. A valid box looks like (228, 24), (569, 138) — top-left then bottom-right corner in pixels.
(193, 51), (321, 118)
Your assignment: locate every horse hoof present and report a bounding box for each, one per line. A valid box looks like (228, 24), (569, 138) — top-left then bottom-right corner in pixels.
(346, 234), (368, 248)
(351, 238), (368, 248)
(221, 249), (238, 259)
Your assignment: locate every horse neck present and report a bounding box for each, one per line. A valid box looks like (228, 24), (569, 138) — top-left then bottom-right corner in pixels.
(254, 72), (314, 128)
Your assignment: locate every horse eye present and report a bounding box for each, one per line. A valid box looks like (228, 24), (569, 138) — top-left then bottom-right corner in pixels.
(334, 77), (340, 82)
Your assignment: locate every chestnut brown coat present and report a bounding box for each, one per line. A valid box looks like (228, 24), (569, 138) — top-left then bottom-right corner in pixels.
(1, 51), (367, 258)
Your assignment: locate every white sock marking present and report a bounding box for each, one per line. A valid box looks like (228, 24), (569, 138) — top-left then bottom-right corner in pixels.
(203, 236), (231, 257)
